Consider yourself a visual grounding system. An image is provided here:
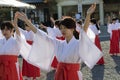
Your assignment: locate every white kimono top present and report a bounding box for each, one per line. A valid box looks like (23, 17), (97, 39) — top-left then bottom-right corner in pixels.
(0, 36), (20, 55)
(107, 23), (119, 38)
(20, 28), (103, 72)
(89, 24), (100, 35)
(19, 28), (34, 41)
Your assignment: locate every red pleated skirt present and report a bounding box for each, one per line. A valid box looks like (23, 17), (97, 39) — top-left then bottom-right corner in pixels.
(95, 35), (104, 64)
(109, 30), (119, 54)
(118, 29), (120, 51)
(55, 62), (80, 80)
(0, 55), (23, 80)
(22, 40), (40, 78)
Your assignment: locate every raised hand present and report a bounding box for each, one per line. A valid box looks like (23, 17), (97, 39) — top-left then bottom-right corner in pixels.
(15, 12), (28, 22)
(12, 12), (20, 36)
(13, 12), (19, 27)
(83, 3), (96, 32)
(87, 3), (96, 15)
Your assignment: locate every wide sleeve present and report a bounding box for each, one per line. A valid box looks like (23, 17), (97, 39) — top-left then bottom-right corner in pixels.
(27, 28), (56, 71)
(14, 29), (31, 57)
(107, 24), (112, 34)
(79, 29), (103, 69)
(47, 27), (56, 38)
(87, 28), (96, 42)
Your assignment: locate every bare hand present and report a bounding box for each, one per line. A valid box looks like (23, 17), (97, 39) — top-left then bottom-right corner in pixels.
(87, 3), (96, 15)
(15, 12), (28, 22)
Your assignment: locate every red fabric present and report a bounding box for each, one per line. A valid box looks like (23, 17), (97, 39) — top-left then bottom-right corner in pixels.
(56, 36), (65, 40)
(118, 29), (120, 51)
(55, 62), (80, 80)
(0, 55), (21, 80)
(22, 40), (40, 78)
(51, 56), (58, 68)
(26, 40), (33, 45)
(95, 35), (104, 64)
(109, 30), (119, 54)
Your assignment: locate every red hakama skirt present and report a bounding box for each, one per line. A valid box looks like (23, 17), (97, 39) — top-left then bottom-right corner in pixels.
(95, 35), (104, 64)
(0, 55), (22, 80)
(22, 40), (40, 78)
(55, 62), (80, 80)
(109, 30), (119, 54)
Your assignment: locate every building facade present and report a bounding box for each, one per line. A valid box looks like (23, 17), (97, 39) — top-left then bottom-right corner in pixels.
(21, 0), (120, 25)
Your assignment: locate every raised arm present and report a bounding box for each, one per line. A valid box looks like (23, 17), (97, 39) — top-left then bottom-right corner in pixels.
(16, 12), (37, 33)
(12, 12), (20, 36)
(83, 3), (96, 32)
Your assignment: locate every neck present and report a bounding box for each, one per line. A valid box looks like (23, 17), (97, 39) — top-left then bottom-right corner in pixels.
(5, 36), (11, 40)
(66, 34), (73, 43)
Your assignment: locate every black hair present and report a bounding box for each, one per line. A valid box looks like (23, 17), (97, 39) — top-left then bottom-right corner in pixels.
(55, 20), (61, 27)
(60, 18), (76, 29)
(76, 20), (82, 25)
(60, 18), (79, 39)
(0, 21), (14, 30)
(112, 18), (117, 21)
(90, 18), (99, 30)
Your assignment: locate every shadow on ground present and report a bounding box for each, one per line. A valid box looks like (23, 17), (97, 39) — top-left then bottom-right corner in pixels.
(91, 65), (105, 80)
(111, 56), (120, 74)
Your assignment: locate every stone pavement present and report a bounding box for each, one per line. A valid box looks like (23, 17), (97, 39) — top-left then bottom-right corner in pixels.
(81, 41), (120, 80)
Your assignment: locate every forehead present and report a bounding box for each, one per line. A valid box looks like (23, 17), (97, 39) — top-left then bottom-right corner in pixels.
(59, 25), (67, 29)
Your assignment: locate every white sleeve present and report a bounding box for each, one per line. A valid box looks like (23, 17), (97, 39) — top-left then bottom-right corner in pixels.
(79, 29), (103, 69)
(47, 27), (56, 38)
(14, 29), (31, 57)
(107, 24), (112, 34)
(27, 28), (57, 71)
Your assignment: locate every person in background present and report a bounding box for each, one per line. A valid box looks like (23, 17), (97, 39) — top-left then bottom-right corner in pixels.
(89, 18), (104, 65)
(107, 18), (120, 56)
(20, 23), (40, 80)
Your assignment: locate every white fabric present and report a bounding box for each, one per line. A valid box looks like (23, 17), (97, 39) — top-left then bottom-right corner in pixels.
(89, 24), (99, 35)
(27, 29), (55, 71)
(0, 30), (4, 39)
(18, 31), (31, 60)
(47, 27), (63, 38)
(76, 25), (81, 33)
(19, 28), (34, 41)
(16, 62), (20, 80)
(87, 28), (95, 42)
(22, 28), (103, 72)
(0, 36), (20, 55)
(79, 29), (103, 69)
(107, 23), (119, 38)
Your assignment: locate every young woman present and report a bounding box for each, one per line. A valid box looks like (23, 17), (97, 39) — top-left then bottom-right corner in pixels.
(89, 18), (104, 65)
(20, 23), (40, 80)
(107, 18), (120, 55)
(0, 21), (22, 80)
(15, 3), (103, 80)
